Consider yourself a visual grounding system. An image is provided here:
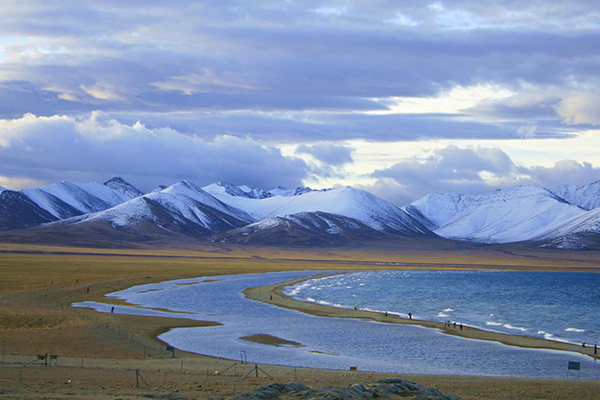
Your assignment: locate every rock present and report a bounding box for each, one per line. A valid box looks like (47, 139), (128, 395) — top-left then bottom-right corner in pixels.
(229, 379), (462, 400)
(139, 393), (190, 400)
(231, 382), (314, 400)
(314, 384), (376, 400)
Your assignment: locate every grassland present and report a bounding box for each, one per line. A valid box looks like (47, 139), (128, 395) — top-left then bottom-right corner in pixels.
(1, 241), (599, 399)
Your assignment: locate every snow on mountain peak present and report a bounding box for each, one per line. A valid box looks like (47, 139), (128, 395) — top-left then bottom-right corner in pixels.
(535, 207), (600, 245)
(159, 180), (254, 224)
(266, 186), (316, 197)
(407, 185), (586, 243)
(552, 180), (600, 211)
(205, 184), (430, 236)
(103, 177), (143, 198)
(7, 176), (600, 248)
(212, 181), (249, 197)
(203, 181), (272, 199)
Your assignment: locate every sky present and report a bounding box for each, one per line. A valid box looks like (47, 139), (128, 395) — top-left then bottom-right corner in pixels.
(1, 1), (600, 206)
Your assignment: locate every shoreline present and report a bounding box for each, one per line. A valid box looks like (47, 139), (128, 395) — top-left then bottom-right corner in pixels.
(3, 244), (600, 399)
(243, 273), (600, 361)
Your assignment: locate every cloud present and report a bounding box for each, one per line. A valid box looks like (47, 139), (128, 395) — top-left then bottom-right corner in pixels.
(80, 82), (126, 102)
(1, 2), (599, 122)
(1, 1), (600, 197)
(295, 143), (354, 165)
(150, 69), (259, 95)
(364, 145), (600, 206)
(0, 112), (308, 191)
(523, 159), (600, 189)
(554, 91), (600, 126)
(366, 145), (514, 204)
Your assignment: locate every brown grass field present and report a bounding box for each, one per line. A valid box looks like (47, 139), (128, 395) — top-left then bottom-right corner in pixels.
(1, 240), (599, 399)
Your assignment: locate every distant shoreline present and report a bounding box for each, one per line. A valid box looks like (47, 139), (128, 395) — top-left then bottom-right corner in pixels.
(243, 272), (600, 361)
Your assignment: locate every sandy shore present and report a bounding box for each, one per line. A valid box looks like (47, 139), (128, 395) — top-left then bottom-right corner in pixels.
(1, 244), (600, 399)
(244, 274), (600, 360)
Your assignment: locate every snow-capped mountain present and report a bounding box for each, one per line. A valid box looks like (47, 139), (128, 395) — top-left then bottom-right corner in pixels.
(534, 207), (600, 249)
(0, 177), (144, 230)
(266, 186), (315, 197)
(104, 177), (144, 199)
(202, 181), (316, 200)
(204, 184), (432, 236)
(203, 181), (272, 199)
(3, 177), (600, 248)
(49, 181), (431, 244)
(22, 178), (142, 218)
(0, 190), (57, 230)
(157, 181), (255, 224)
(211, 211), (393, 245)
(405, 186), (587, 244)
(551, 181), (600, 211)
(49, 180), (255, 238)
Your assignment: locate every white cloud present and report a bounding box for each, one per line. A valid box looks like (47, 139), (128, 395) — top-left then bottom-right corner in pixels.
(554, 91), (600, 125)
(517, 123), (537, 138)
(295, 143), (354, 165)
(371, 84), (514, 115)
(364, 144), (600, 205)
(151, 69), (258, 95)
(80, 83), (126, 102)
(0, 112), (308, 191)
(0, 176), (46, 190)
(1, 1), (600, 198)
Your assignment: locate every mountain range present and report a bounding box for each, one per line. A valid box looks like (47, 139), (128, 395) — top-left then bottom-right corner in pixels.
(1, 177), (600, 249)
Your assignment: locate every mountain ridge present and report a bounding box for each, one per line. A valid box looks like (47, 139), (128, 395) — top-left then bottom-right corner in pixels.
(1, 177), (600, 248)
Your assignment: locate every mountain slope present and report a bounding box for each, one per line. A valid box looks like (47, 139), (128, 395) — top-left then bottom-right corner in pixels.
(4, 176), (600, 248)
(161, 181), (255, 224)
(552, 181), (600, 211)
(20, 187), (84, 219)
(203, 181), (273, 199)
(42, 181), (256, 240)
(21, 178), (142, 219)
(0, 190), (58, 230)
(104, 177), (144, 198)
(535, 207), (600, 249)
(205, 185), (433, 236)
(0, 177), (143, 231)
(406, 186), (586, 243)
(211, 211), (393, 245)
